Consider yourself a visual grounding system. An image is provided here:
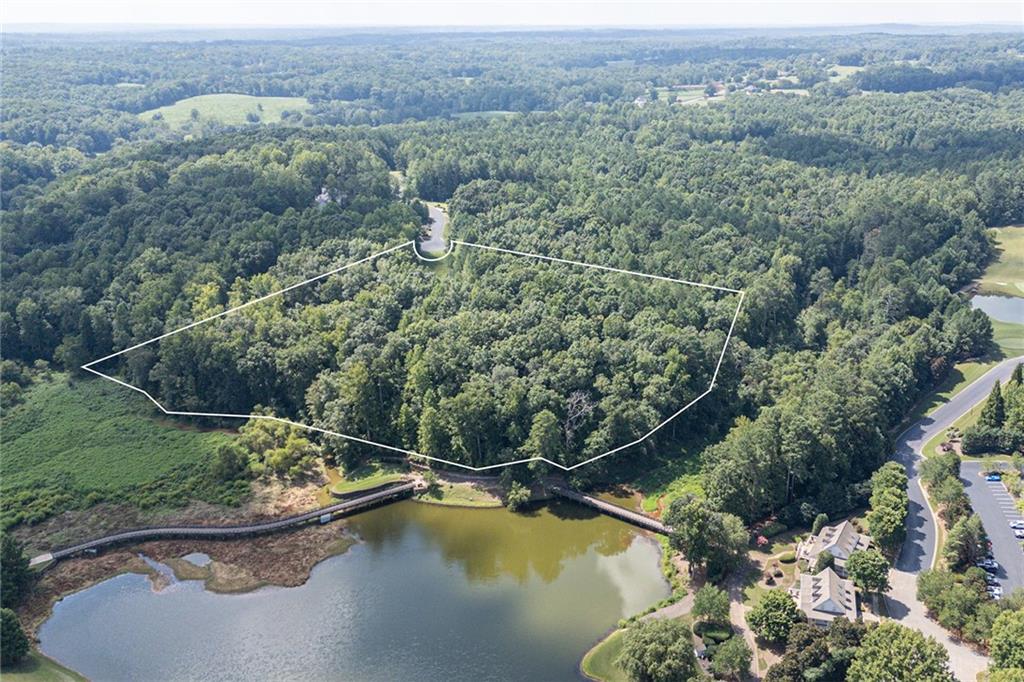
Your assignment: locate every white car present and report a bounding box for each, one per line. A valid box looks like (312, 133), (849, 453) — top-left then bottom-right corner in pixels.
(1015, 529), (1024, 539)
(1010, 521), (1024, 530)
(988, 586), (1004, 599)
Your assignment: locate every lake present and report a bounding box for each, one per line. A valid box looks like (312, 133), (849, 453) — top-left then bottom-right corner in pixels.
(972, 294), (1023, 324)
(38, 501), (669, 681)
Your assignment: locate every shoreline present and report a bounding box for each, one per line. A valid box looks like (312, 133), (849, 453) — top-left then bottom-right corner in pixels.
(20, 484), (666, 682)
(18, 521), (359, 641)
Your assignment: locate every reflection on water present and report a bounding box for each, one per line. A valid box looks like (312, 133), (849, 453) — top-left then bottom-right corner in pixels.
(972, 294), (1024, 324)
(349, 500), (636, 585)
(39, 501), (668, 682)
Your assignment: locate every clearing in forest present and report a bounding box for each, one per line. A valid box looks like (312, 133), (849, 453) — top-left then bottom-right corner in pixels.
(84, 240), (743, 473)
(139, 94), (311, 127)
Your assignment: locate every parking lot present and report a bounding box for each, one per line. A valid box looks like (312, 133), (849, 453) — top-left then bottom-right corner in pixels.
(960, 461), (1024, 596)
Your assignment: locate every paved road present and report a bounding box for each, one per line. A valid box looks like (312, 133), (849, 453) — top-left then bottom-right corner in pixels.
(960, 460), (1024, 595)
(419, 204), (448, 254)
(886, 355), (1023, 681)
(894, 355), (1024, 574)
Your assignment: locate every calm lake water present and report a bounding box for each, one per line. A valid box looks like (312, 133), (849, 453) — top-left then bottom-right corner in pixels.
(972, 294), (1024, 324)
(38, 501), (668, 681)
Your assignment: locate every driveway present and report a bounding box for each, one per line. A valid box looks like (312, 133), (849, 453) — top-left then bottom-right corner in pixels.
(960, 461), (1024, 594)
(886, 355), (1024, 682)
(418, 204), (448, 254)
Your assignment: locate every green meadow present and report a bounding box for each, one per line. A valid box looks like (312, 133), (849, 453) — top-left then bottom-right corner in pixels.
(2, 376), (240, 528)
(140, 94), (311, 127)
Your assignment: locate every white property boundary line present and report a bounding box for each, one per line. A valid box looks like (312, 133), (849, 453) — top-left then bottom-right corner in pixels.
(83, 240), (745, 473)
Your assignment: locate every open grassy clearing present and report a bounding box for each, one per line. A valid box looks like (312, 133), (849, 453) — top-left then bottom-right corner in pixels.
(580, 628), (630, 682)
(139, 94), (311, 127)
(1, 376), (238, 528)
(329, 462), (407, 497)
(451, 110), (518, 120)
(417, 480), (501, 507)
(978, 225), (1024, 297)
(0, 650), (87, 682)
(827, 64), (866, 81)
(629, 450), (704, 513)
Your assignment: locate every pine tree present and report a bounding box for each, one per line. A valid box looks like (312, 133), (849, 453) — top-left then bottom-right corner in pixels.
(1011, 363), (1023, 386)
(978, 382), (1005, 429)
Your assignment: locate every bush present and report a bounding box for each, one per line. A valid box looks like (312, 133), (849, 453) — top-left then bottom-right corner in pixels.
(811, 513), (829, 535)
(778, 552), (796, 564)
(505, 481), (531, 512)
(692, 618), (733, 638)
(762, 521), (788, 537)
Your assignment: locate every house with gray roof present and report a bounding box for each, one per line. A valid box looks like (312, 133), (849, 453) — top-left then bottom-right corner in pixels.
(796, 520), (871, 576)
(789, 566), (860, 627)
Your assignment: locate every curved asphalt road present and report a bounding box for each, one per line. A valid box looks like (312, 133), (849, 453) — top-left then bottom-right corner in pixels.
(418, 204), (448, 254)
(886, 355), (1024, 681)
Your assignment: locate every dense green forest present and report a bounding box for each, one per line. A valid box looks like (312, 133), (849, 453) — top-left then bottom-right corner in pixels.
(2, 28), (1021, 530)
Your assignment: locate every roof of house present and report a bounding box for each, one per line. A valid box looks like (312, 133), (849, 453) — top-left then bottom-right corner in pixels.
(796, 567), (858, 623)
(802, 520), (871, 563)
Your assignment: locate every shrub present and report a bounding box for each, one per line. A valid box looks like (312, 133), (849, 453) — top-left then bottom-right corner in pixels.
(778, 552), (796, 564)
(762, 521), (788, 537)
(694, 621), (733, 643)
(505, 480), (531, 512)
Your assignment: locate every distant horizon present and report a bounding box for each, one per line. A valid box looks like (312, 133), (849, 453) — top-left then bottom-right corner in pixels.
(4, 21), (1022, 37)
(3, 1), (1022, 32)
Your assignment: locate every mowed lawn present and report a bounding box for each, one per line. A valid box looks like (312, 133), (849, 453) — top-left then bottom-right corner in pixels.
(580, 629), (630, 682)
(2, 376), (232, 525)
(979, 225), (1024, 298)
(330, 462), (408, 497)
(1, 650), (87, 682)
(139, 94), (311, 127)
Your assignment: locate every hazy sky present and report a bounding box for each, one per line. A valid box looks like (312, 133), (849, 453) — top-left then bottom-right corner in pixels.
(4, 0), (1022, 29)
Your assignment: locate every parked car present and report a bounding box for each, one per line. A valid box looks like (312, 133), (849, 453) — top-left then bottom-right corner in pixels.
(988, 586), (1004, 599)
(977, 559), (1000, 573)
(1010, 520), (1024, 530)
(984, 574), (1000, 586)
(985, 473), (1002, 481)
(1014, 529), (1024, 539)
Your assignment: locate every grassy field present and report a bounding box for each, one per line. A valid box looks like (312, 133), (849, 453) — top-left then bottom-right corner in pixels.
(828, 64), (866, 81)
(978, 226), (1024, 298)
(416, 480), (502, 507)
(2, 376), (237, 527)
(140, 94), (311, 127)
(452, 110), (518, 120)
(329, 462), (407, 497)
(628, 450), (704, 513)
(0, 650), (86, 681)
(580, 629), (630, 682)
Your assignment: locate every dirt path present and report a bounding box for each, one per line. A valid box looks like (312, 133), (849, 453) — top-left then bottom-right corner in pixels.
(726, 566), (771, 680)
